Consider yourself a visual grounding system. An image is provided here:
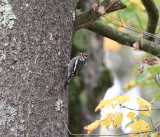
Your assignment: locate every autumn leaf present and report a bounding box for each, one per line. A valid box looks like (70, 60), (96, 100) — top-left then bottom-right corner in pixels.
(140, 107), (150, 117)
(95, 99), (114, 112)
(112, 103), (118, 109)
(137, 97), (156, 112)
(138, 63), (144, 73)
(95, 96), (130, 112)
(125, 80), (136, 89)
(142, 57), (158, 66)
(101, 113), (112, 128)
(84, 120), (102, 135)
(127, 112), (136, 121)
(110, 112), (123, 132)
(115, 95), (130, 105)
(137, 98), (152, 111)
(150, 97), (156, 104)
(129, 119), (151, 137)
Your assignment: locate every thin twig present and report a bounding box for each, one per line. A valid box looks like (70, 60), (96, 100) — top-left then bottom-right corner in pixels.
(105, 14), (160, 41)
(149, 117), (155, 129)
(103, 15), (122, 27)
(154, 73), (160, 88)
(64, 121), (156, 136)
(117, 5), (123, 27)
(120, 104), (160, 111)
(105, 0), (119, 12)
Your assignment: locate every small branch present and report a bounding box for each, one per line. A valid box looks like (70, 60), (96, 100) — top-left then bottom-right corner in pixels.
(141, 0), (159, 41)
(120, 104), (160, 111)
(74, 0), (126, 31)
(105, 14), (160, 41)
(88, 21), (160, 58)
(149, 117), (155, 129)
(154, 73), (160, 88)
(64, 121), (156, 136)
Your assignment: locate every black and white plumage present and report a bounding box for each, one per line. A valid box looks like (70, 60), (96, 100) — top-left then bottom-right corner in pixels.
(64, 52), (88, 90)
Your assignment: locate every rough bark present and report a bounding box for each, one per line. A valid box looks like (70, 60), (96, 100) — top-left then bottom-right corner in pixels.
(0, 0), (77, 137)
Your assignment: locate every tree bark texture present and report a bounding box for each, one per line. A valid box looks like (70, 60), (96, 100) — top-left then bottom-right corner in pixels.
(0, 0), (77, 136)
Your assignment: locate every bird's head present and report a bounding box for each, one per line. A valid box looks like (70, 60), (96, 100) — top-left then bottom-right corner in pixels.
(80, 52), (88, 59)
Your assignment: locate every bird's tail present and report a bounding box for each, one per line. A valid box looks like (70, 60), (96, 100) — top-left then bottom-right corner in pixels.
(64, 75), (72, 90)
(64, 81), (68, 90)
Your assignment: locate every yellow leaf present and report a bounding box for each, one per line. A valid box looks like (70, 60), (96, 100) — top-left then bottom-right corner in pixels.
(95, 99), (113, 112)
(101, 113), (112, 128)
(84, 120), (102, 135)
(112, 103), (118, 109)
(137, 98), (151, 111)
(150, 97), (156, 104)
(151, 132), (160, 137)
(129, 119), (151, 137)
(127, 112), (136, 121)
(95, 96), (131, 112)
(114, 95), (130, 105)
(110, 112), (123, 132)
(125, 80), (136, 89)
(140, 107), (150, 117)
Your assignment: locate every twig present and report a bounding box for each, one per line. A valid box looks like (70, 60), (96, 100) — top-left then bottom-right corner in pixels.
(64, 120), (156, 136)
(117, 5), (123, 27)
(105, 0), (119, 12)
(104, 13), (160, 42)
(120, 104), (160, 111)
(103, 15), (122, 27)
(149, 117), (155, 129)
(154, 73), (160, 88)
(74, 0), (126, 30)
(105, 14), (160, 41)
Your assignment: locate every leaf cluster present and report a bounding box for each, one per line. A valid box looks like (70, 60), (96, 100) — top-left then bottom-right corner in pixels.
(84, 96), (159, 136)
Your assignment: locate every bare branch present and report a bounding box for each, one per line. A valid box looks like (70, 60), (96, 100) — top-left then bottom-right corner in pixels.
(74, 0), (126, 30)
(64, 121), (156, 136)
(120, 104), (160, 111)
(154, 73), (160, 88)
(88, 21), (160, 58)
(141, 0), (159, 41)
(105, 14), (160, 41)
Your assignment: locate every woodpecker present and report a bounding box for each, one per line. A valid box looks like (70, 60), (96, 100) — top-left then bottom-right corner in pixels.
(64, 52), (88, 90)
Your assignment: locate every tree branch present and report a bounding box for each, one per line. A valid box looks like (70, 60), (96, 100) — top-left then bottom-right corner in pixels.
(74, 0), (126, 31)
(64, 120), (156, 136)
(141, 0), (159, 41)
(88, 21), (160, 57)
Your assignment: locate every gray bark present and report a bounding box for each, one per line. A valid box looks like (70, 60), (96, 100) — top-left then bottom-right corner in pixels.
(0, 0), (77, 136)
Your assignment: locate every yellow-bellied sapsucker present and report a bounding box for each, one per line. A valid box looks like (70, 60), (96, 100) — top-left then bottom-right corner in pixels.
(64, 52), (88, 90)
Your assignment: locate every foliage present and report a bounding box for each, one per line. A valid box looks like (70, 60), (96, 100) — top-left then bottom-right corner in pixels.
(123, 55), (160, 99)
(84, 95), (158, 136)
(81, 0), (160, 136)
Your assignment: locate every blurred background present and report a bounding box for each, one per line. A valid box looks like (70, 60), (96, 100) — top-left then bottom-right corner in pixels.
(69, 0), (160, 136)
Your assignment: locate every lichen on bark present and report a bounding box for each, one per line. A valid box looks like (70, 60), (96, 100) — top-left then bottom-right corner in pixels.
(0, 0), (16, 29)
(0, 0), (78, 136)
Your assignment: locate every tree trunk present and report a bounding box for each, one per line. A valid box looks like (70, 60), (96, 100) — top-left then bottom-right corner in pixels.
(0, 0), (77, 136)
